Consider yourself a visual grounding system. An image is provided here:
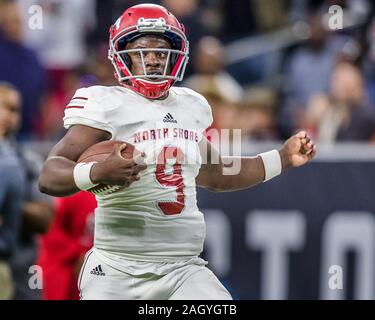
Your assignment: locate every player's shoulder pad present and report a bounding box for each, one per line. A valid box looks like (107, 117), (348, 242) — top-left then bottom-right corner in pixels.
(173, 87), (213, 128)
(173, 87), (210, 106)
(71, 85), (113, 104)
(64, 85), (117, 134)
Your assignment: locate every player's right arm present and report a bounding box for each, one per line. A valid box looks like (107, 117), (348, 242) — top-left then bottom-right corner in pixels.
(38, 125), (146, 197)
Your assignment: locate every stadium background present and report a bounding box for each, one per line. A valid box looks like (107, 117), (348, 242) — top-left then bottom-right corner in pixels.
(1, 0), (375, 299)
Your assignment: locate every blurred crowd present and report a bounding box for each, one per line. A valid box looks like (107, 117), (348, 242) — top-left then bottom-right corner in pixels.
(0, 0), (375, 299)
(0, 0), (374, 143)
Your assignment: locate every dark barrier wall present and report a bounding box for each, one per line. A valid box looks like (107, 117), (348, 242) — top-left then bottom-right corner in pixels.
(198, 161), (375, 300)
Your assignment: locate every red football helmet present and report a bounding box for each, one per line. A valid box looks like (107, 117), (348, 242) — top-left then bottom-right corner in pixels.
(108, 4), (189, 99)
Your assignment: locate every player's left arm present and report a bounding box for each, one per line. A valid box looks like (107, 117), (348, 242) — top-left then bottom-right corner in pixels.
(196, 131), (317, 192)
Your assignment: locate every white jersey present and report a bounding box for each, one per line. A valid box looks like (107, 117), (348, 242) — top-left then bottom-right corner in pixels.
(63, 85), (213, 262)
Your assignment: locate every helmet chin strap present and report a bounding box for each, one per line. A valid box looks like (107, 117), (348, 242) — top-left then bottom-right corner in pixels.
(118, 75), (171, 99)
(135, 78), (170, 99)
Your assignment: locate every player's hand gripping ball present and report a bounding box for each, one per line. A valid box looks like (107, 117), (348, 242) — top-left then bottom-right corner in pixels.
(77, 140), (144, 195)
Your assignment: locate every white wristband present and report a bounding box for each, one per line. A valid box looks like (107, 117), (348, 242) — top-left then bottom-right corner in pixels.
(258, 150), (282, 182)
(73, 162), (98, 191)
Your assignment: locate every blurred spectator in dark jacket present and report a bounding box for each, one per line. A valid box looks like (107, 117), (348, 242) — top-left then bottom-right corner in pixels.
(280, 12), (350, 136)
(0, 83), (26, 299)
(0, 83), (53, 299)
(221, 0), (256, 40)
(37, 192), (96, 300)
(303, 61), (375, 143)
(0, 0), (46, 140)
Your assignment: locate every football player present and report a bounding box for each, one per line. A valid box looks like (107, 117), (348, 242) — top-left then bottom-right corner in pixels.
(39, 4), (316, 300)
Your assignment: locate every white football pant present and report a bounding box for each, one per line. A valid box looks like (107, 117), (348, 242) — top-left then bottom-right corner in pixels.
(78, 249), (232, 300)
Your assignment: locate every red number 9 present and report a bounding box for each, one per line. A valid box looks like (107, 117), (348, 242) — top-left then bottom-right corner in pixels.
(155, 146), (185, 215)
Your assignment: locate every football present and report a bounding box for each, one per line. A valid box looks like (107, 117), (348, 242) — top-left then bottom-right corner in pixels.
(77, 140), (142, 195)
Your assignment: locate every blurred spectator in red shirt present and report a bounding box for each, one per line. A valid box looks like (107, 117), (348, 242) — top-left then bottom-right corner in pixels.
(37, 192), (96, 300)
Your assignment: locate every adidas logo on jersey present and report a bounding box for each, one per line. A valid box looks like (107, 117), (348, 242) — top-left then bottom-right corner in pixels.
(90, 265), (105, 276)
(163, 113), (177, 123)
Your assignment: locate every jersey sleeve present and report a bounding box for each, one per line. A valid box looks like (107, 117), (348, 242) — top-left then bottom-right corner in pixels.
(198, 94), (213, 130)
(63, 86), (115, 136)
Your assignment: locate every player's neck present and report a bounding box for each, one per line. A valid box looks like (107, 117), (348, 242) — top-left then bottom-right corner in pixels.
(156, 91), (169, 100)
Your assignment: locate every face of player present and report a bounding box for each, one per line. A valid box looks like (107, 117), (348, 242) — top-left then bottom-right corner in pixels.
(125, 35), (172, 82)
(0, 90), (21, 138)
